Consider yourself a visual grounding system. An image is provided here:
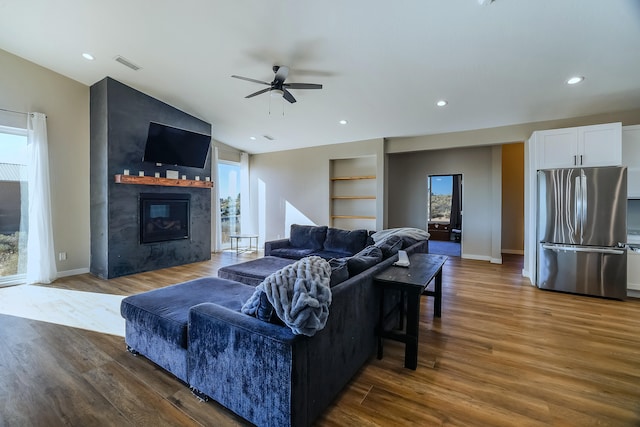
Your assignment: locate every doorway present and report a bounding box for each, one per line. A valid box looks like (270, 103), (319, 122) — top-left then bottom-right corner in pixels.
(427, 174), (462, 257)
(0, 125), (28, 285)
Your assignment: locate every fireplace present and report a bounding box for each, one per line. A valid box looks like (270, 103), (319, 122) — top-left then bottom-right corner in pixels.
(140, 193), (190, 244)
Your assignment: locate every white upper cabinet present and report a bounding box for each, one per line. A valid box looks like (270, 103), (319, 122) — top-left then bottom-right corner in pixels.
(622, 125), (640, 198)
(534, 123), (622, 169)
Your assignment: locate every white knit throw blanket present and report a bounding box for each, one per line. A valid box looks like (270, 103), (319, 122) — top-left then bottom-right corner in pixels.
(242, 256), (332, 336)
(371, 227), (430, 244)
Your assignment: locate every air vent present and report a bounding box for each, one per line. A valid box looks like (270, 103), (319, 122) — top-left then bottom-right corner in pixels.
(263, 135), (275, 141)
(114, 55), (141, 71)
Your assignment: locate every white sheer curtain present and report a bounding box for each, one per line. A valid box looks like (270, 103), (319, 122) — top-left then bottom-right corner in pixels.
(26, 112), (57, 284)
(240, 152), (250, 235)
(212, 146), (222, 252)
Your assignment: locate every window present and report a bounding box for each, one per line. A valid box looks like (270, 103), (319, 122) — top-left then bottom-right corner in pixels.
(0, 126), (28, 283)
(218, 162), (241, 248)
(428, 175), (453, 223)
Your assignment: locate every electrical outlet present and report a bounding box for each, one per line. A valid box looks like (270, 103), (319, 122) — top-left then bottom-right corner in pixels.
(58, 252), (67, 261)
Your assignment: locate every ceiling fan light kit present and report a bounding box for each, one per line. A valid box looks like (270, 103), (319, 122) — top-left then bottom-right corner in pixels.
(231, 65), (323, 105)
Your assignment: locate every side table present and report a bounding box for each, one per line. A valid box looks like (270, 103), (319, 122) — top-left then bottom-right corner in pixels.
(229, 234), (259, 254)
(374, 253), (447, 370)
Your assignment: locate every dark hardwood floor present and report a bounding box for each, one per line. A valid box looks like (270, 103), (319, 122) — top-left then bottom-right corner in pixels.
(1, 252), (639, 426)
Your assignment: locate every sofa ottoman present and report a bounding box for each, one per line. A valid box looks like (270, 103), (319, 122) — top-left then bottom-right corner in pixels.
(120, 277), (256, 382)
(218, 256), (295, 286)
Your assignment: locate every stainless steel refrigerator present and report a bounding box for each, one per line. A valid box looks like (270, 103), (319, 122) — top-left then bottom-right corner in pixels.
(537, 166), (627, 299)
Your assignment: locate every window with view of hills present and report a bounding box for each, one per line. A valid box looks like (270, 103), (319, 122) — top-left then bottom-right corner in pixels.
(428, 175), (452, 223)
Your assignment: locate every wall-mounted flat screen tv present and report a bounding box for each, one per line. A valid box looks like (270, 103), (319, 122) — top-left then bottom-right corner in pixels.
(143, 122), (211, 168)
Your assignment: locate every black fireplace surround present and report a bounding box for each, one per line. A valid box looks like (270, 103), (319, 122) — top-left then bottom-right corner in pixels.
(140, 193), (190, 244)
(90, 77), (211, 279)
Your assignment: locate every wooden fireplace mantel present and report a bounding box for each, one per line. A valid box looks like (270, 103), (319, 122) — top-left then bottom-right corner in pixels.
(114, 174), (213, 188)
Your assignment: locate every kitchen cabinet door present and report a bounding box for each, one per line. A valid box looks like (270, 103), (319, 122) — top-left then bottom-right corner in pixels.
(535, 123), (621, 169)
(578, 123), (622, 167)
(535, 128), (578, 169)
(622, 125), (640, 198)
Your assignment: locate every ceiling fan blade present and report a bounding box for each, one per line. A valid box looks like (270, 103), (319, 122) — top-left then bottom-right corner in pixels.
(231, 75), (270, 85)
(245, 87), (272, 98)
(282, 89), (297, 104)
(284, 83), (323, 90)
(274, 65), (289, 83)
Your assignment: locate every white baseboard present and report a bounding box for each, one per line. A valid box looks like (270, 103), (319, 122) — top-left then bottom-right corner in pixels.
(627, 282), (640, 291)
(490, 257), (503, 264)
(461, 254), (490, 262)
(502, 249), (524, 255)
(627, 289), (640, 298)
(57, 268), (90, 279)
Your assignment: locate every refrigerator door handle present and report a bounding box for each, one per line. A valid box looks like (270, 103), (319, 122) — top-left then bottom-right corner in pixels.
(542, 244), (625, 255)
(574, 175), (582, 238)
(581, 172), (587, 243)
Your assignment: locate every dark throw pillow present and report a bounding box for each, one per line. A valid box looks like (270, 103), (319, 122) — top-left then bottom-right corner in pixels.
(324, 228), (368, 256)
(346, 245), (383, 276)
(354, 245), (383, 259)
(376, 234), (403, 259)
(255, 291), (275, 322)
(290, 224), (328, 250)
(328, 258), (349, 286)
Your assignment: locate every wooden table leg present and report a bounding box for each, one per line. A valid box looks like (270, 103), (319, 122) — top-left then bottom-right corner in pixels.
(377, 287), (385, 360)
(404, 289), (421, 370)
(434, 269), (442, 318)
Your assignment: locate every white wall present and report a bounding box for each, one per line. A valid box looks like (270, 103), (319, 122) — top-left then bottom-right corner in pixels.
(387, 108), (640, 154)
(387, 145), (501, 261)
(249, 139), (384, 245)
(0, 49), (90, 276)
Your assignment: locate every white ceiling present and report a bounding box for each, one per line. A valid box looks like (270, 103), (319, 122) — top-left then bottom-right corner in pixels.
(1, 0), (640, 154)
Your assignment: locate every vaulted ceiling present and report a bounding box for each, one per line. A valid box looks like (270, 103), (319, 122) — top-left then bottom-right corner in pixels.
(1, 0), (640, 153)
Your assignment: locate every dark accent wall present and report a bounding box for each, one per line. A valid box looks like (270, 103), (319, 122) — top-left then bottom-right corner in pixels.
(90, 77), (211, 279)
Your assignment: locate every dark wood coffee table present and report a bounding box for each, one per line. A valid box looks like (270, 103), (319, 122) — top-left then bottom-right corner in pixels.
(374, 253), (447, 369)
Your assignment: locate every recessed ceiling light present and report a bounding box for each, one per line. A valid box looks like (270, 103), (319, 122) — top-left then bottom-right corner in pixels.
(82, 53), (95, 61)
(567, 76), (584, 85)
(339, 119), (348, 125)
(249, 136), (256, 141)
(436, 100), (448, 107)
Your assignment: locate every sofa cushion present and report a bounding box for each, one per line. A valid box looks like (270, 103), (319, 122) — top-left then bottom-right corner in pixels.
(375, 234), (403, 259)
(344, 245), (383, 276)
(218, 256), (295, 286)
(290, 224), (327, 250)
(310, 249), (352, 260)
(328, 258), (349, 287)
(323, 228), (368, 256)
(121, 277), (255, 349)
(270, 247), (316, 260)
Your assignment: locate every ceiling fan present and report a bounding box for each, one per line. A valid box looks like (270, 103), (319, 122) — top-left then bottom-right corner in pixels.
(231, 65), (322, 103)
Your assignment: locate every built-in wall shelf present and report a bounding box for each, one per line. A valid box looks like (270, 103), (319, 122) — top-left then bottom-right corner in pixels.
(331, 215), (376, 220)
(330, 158), (377, 229)
(114, 174), (213, 188)
(331, 196), (376, 200)
(330, 175), (376, 181)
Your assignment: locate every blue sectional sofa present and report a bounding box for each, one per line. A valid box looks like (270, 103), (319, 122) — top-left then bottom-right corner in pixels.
(120, 226), (429, 427)
(265, 224), (371, 260)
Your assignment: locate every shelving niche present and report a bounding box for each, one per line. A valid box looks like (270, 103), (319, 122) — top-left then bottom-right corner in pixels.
(330, 157), (376, 230)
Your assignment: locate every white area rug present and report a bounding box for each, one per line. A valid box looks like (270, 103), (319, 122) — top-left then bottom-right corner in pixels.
(0, 285), (125, 337)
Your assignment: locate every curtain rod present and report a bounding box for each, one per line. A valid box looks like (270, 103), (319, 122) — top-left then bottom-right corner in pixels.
(0, 107), (29, 116)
